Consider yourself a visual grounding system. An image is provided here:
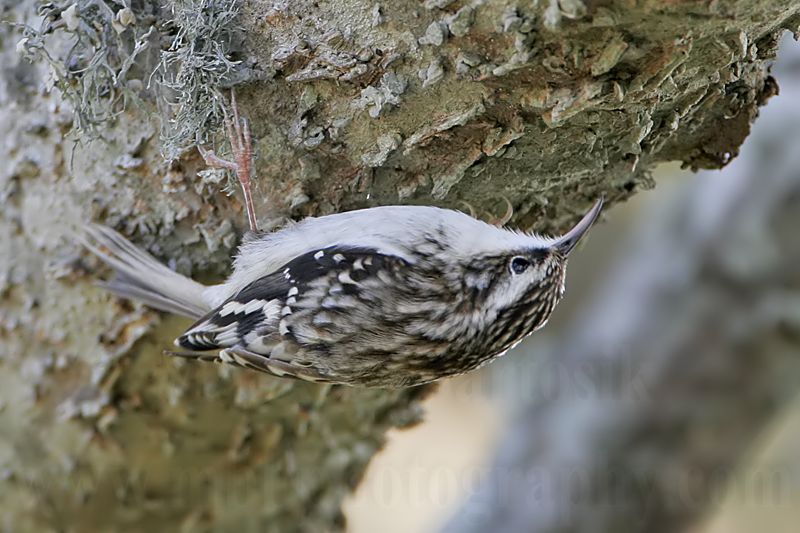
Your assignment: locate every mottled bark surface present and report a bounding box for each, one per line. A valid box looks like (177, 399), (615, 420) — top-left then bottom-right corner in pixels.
(443, 38), (800, 533)
(0, 0), (798, 531)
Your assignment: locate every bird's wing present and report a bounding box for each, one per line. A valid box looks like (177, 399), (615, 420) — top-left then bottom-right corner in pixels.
(176, 269), (289, 351)
(176, 245), (401, 353)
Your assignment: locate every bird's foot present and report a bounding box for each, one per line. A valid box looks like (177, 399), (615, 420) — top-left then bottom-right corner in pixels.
(198, 90), (258, 232)
(487, 196), (514, 227)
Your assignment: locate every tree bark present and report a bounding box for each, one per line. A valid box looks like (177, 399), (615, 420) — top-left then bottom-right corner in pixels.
(0, 0), (798, 531)
(443, 37), (800, 533)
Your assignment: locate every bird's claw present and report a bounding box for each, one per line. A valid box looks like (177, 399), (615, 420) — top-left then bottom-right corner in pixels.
(487, 196), (514, 227)
(459, 197), (514, 227)
(198, 90), (258, 232)
(458, 201), (477, 219)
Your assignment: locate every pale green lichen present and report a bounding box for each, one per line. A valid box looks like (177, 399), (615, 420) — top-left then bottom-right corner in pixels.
(16, 0), (241, 158)
(16, 0), (157, 137)
(156, 0), (241, 160)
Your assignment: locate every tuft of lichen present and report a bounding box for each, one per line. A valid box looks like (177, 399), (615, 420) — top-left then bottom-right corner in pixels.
(16, 0), (158, 138)
(156, 0), (241, 160)
(16, 0), (241, 159)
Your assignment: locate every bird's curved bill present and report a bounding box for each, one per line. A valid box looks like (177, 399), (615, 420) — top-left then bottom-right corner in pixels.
(553, 197), (604, 255)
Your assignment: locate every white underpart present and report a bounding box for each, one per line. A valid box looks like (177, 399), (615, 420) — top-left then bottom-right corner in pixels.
(202, 206), (556, 307)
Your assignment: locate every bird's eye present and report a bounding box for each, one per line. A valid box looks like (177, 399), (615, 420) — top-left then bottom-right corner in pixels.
(509, 256), (530, 275)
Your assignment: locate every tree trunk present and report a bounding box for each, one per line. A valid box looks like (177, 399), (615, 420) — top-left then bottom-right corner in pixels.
(1, 0), (797, 531)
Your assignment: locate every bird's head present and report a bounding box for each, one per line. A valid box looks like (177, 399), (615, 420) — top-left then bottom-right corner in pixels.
(457, 198), (604, 349)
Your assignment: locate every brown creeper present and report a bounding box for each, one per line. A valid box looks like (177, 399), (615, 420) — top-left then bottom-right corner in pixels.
(83, 96), (602, 388)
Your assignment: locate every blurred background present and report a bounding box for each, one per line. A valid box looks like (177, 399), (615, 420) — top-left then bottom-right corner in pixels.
(345, 34), (800, 533)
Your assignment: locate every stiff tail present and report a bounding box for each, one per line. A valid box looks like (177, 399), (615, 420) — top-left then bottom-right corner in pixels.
(81, 225), (210, 320)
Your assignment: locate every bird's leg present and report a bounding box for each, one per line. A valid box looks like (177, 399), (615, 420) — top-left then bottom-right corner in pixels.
(197, 90), (259, 232)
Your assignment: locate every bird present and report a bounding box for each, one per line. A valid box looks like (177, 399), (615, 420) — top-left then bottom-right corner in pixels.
(82, 93), (603, 388)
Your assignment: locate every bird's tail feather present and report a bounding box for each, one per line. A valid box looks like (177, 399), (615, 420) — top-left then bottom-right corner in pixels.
(81, 224), (210, 320)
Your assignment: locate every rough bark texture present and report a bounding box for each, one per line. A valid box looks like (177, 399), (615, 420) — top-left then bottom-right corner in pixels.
(443, 38), (800, 533)
(0, 0), (798, 531)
